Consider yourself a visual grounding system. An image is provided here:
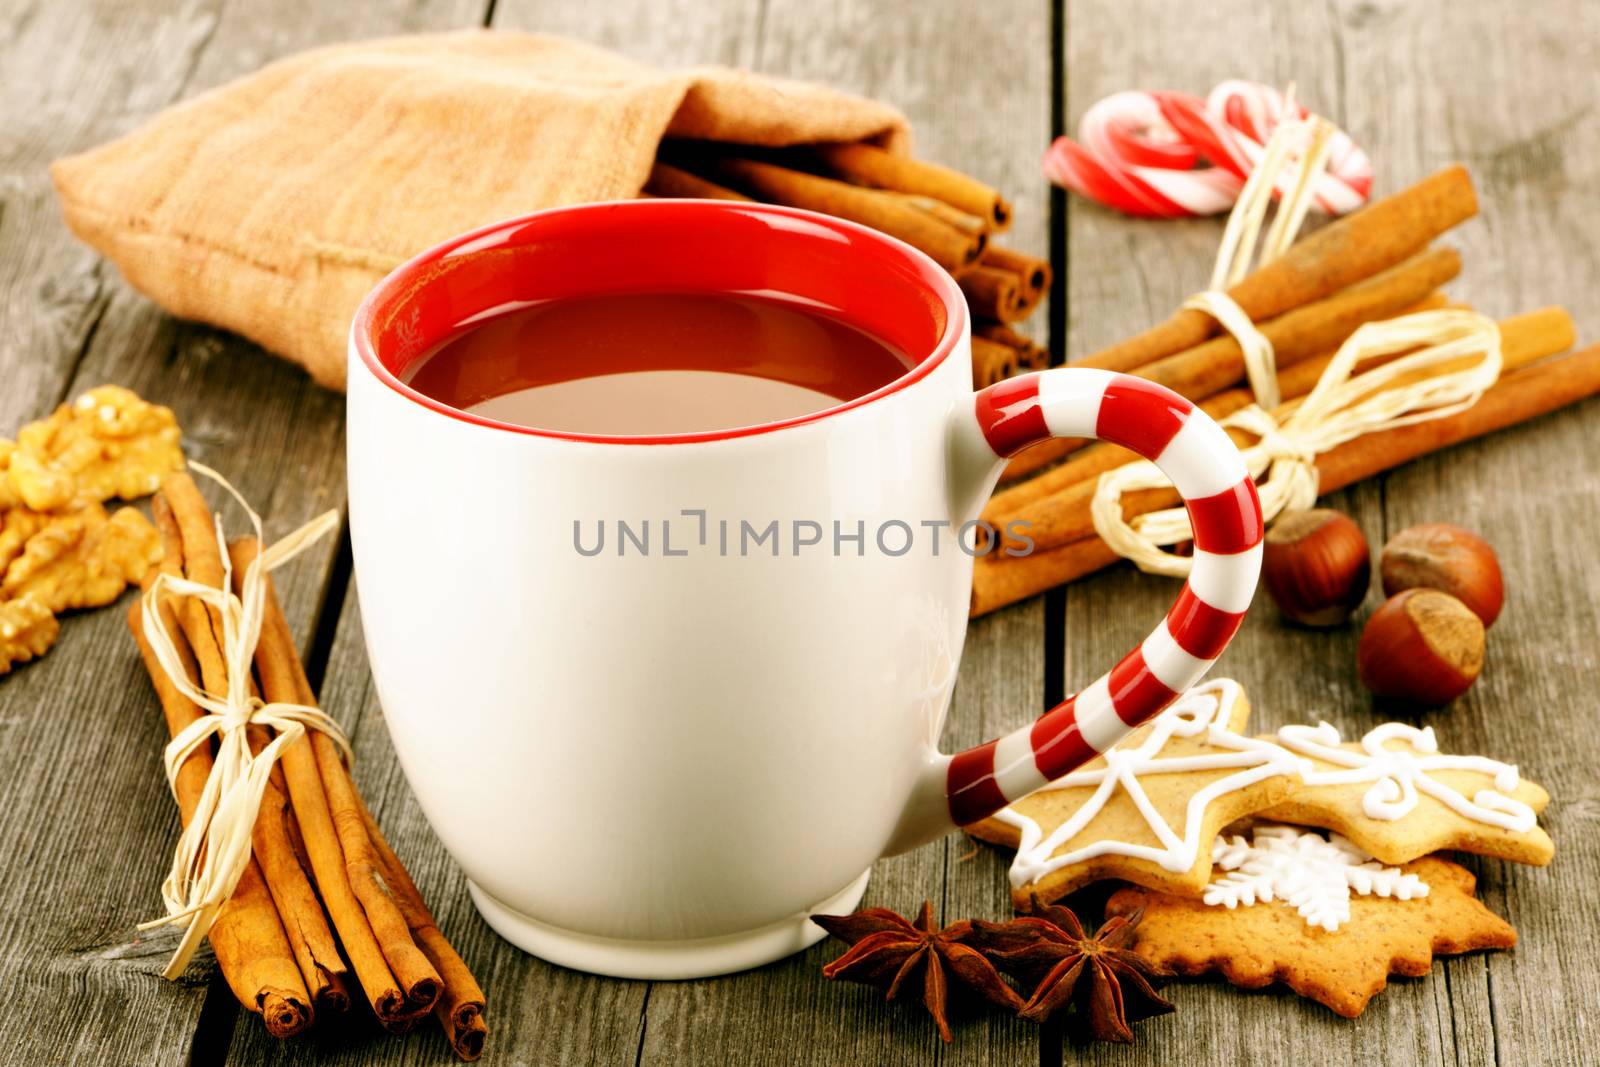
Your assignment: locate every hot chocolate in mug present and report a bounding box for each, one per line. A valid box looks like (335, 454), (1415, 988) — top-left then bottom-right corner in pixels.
(347, 200), (1262, 979)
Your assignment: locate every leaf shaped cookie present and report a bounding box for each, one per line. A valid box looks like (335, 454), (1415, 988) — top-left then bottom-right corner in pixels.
(1106, 852), (1515, 1017)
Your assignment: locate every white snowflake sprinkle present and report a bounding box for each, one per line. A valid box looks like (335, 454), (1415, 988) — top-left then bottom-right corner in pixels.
(1203, 823), (1428, 932)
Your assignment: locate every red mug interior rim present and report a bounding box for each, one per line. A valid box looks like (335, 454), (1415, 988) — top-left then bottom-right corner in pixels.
(351, 199), (969, 445)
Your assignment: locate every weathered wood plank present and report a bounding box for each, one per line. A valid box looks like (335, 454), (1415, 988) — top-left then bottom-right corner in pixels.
(1022, 2), (1600, 1065)
(222, 2), (763, 1063)
(0, 1), (481, 1064)
(495, 0), (762, 68)
(0, 3), (266, 1063)
(1325, 3), (1600, 1065)
(0, 0), (214, 442)
(1044, 2), (1456, 1063)
(612, 0), (1054, 1062)
(285, 0), (1058, 1062)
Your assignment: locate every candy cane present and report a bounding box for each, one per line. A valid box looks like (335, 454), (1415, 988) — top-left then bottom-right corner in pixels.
(1043, 91), (1241, 217)
(1044, 81), (1372, 218)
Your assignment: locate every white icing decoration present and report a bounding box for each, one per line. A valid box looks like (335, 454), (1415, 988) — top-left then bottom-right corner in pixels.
(994, 680), (1302, 889)
(1203, 823), (1428, 932)
(1276, 721), (1536, 833)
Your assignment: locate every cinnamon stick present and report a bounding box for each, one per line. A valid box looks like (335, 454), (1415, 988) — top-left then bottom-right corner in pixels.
(311, 717), (444, 1020)
(992, 439), (1078, 488)
(277, 805), (356, 1017)
(357, 799), (489, 1061)
(972, 337), (1600, 615)
(643, 162), (750, 202)
(986, 290), (1458, 522)
(999, 246), (1463, 482)
(981, 246), (1051, 296)
(152, 484), (349, 1014)
(125, 597), (311, 1038)
(1136, 247), (1461, 392)
(1312, 351), (1597, 486)
(233, 537), (443, 1027)
(813, 141), (1012, 231)
(973, 336), (1019, 388)
(162, 494), (407, 1024)
(1186, 290), (1457, 425)
(684, 154), (985, 271)
(254, 680), (408, 1024)
(980, 246), (1050, 320)
(157, 474), (227, 654)
(988, 307), (1573, 555)
(960, 265), (1023, 322)
(1076, 165), (1477, 374)
(905, 195), (988, 235)
(976, 322), (1050, 372)
(248, 740), (351, 1016)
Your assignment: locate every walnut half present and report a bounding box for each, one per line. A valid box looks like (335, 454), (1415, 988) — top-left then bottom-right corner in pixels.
(0, 598), (58, 675)
(0, 503), (161, 613)
(6, 386), (183, 511)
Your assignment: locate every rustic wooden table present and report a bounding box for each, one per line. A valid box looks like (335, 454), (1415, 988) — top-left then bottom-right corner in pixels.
(3, 1), (1597, 1064)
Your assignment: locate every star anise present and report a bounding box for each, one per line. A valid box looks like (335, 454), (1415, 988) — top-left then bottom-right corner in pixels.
(812, 901), (1025, 1042)
(971, 895), (1173, 1042)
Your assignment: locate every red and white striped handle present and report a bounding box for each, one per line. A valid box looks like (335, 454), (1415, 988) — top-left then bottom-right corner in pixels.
(945, 370), (1262, 826)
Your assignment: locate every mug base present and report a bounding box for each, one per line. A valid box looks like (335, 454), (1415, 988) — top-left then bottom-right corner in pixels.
(467, 868), (873, 980)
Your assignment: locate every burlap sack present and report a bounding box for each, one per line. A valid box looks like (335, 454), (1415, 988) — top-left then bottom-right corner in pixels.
(50, 31), (910, 390)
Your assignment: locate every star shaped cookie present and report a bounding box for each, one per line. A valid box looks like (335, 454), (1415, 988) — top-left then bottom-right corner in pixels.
(1106, 851), (1516, 1017)
(966, 679), (1302, 907)
(1256, 721), (1553, 866)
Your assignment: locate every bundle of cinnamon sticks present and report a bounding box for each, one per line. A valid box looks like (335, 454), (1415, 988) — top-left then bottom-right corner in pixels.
(645, 141), (1050, 387)
(966, 165), (1600, 615)
(126, 472), (487, 1059)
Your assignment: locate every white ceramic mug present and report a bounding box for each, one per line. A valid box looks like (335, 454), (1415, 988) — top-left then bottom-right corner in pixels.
(348, 200), (1262, 979)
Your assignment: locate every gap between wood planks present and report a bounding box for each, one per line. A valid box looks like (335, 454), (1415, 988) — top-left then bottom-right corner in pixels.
(1039, 2), (1069, 1065)
(303, 523), (356, 696)
(49, 266), (112, 411)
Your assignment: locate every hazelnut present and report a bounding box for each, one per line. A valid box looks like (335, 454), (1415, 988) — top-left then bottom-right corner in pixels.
(1380, 523), (1504, 626)
(1261, 508), (1371, 627)
(1357, 589), (1485, 706)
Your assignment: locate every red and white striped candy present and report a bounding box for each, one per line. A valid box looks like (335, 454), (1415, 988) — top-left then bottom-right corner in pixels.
(1043, 80), (1372, 218)
(947, 370), (1263, 826)
(1042, 91), (1241, 217)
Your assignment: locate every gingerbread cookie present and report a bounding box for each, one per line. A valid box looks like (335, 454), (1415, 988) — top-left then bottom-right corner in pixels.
(967, 680), (1302, 906)
(1107, 831), (1516, 1017)
(1258, 722), (1553, 866)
